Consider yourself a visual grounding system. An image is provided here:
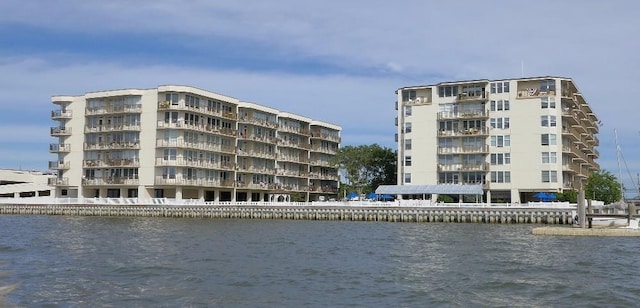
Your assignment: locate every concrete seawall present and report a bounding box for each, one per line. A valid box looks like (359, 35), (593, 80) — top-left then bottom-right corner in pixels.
(0, 204), (575, 224)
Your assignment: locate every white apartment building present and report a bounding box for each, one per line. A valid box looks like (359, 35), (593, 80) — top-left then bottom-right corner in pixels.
(50, 85), (340, 202)
(396, 77), (599, 203)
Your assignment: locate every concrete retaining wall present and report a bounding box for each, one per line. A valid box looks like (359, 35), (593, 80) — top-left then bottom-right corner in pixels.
(0, 205), (574, 224)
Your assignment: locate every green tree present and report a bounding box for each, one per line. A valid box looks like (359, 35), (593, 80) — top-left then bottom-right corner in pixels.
(585, 170), (622, 204)
(333, 144), (396, 196)
(557, 190), (577, 203)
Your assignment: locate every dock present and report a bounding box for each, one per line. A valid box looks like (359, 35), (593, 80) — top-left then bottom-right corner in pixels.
(532, 226), (640, 237)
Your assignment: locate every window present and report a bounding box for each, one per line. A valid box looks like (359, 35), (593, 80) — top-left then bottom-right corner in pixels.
(490, 100), (510, 111)
(539, 80), (556, 92)
(542, 170), (558, 183)
(541, 134), (557, 145)
(405, 156), (412, 166)
(541, 97), (556, 109)
(490, 171), (511, 183)
(162, 167), (176, 179)
(163, 148), (177, 160)
(404, 173), (412, 184)
(164, 111), (178, 124)
(404, 122), (412, 133)
(490, 117), (510, 129)
(165, 93), (179, 105)
(491, 135), (511, 147)
(438, 86), (458, 97)
(490, 153), (511, 165)
(542, 152), (557, 164)
(405, 139), (412, 150)
(540, 115), (557, 127)
(402, 90), (416, 102)
(490, 82), (510, 94)
(405, 106), (412, 116)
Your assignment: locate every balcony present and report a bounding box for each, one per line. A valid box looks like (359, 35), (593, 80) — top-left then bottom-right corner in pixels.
(437, 163), (487, 172)
(84, 141), (140, 151)
(276, 169), (309, 178)
(277, 154), (309, 164)
(156, 139), (235, 153)
(403, 96), (432, 106)
(437, 110), (488, 120)
(154, 177), (234, 188)
(456, 91), (487, 102)
(48, 161), (70, 170)
(155, 158), (236, 171)
(51, 110), (72, 119)
(277, 139), (310, 150)
(309, 186), (338, 193)
(86, 105), (142, 115)
(279, 125), (310, 136)
(238, 116), (278, 129)
(238, 133), (276, 144)
(49, 143), (71, 153)
(50, 127), (71, 136)
(517, 88), (556, 99)
(82, 178), (139, 186)
(84, 124), (141, 133)
(309, 159), (332, 167)
(310, 130), (341, 143)
(309, 172), (339, 181)
(310, 145), (337, 155)
(48, 177), (69, 186)
(83, 158), (140, 168)
(437, 145), (489, 154)
(438, 127), (489, 137)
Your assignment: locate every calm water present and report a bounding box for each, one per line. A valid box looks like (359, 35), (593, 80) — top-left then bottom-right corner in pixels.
(1, 215), (639, 307)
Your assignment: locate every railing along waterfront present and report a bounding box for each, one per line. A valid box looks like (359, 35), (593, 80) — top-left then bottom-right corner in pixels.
(0, 198), (575, 224)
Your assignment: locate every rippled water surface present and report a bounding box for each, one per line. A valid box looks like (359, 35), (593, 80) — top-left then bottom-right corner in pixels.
(1, 215), (639, 307)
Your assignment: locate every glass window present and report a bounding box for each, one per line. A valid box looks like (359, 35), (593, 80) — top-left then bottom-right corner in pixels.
(404, 173), (412, 184)
(405, 106), (412, 116)
(405, 156), (412, 166)
(542, 170), (558, 183)
(405, 122), (412, 133)
(405, 139), (412, 150)
(490, 171), (511, 183)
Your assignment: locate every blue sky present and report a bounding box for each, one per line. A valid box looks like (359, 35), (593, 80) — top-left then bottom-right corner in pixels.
(0, 0), (638, 195)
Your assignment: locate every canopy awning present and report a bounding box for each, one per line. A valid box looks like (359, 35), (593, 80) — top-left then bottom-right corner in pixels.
(375, 184), (484, 195)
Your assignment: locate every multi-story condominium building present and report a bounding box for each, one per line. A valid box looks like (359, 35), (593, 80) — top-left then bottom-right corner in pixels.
(396, 76), (599, 203)
(50, 85), (340, 202)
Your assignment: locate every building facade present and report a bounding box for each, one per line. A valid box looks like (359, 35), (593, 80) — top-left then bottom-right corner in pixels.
(396, 77), (599, 203)
(50, 85), (340, 202)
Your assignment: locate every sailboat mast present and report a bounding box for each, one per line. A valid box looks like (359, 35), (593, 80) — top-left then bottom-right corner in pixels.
(614, 129), (625, 201)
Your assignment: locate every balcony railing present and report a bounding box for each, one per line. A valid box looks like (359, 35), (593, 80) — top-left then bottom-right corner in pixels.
(238, 116), (278, 129)
(517, 89), (556, 99)
(48, 161), (70, 170)
(310, 146), (337, 155)
(48, 177), (69, 186)
(156, 139), (235, 153)
(49, 143), (71, 153)
(437, 145), (489, 154)
(83, 159), (140, 168)
(85, 105), (142, 115)
(276, 169), (310, 178)
(437, 163), (488, 172)
(155, 158), (236, 170)
(277, 139), (310, 149)
(403, 96), (432, 105)
(437, 110), (488, 120)
(456, 91), (487, 102)
(437, 127), (489, 137)
(82, 178), (139, 185)
(84, 124), (141, 133)
(277, 154), (309, 164)
(50, 127), (71, 136)
(154, 177), (234, 187)
(309, 160), (332, 167)
(84, 142), (140, 151)
(308, 186), (339, 193)
(309, 172), (339, 181)
(279, 125), (310, 136)
(51, 110), (72, 119)
(310, 131), (341, 143)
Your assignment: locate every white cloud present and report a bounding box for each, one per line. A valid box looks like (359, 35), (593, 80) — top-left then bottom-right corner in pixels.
(0, 0), (638, 182)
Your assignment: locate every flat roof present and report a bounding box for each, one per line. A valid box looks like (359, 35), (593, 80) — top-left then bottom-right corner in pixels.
(375, 184), (484, 195)
(398, 76), (573, 91)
